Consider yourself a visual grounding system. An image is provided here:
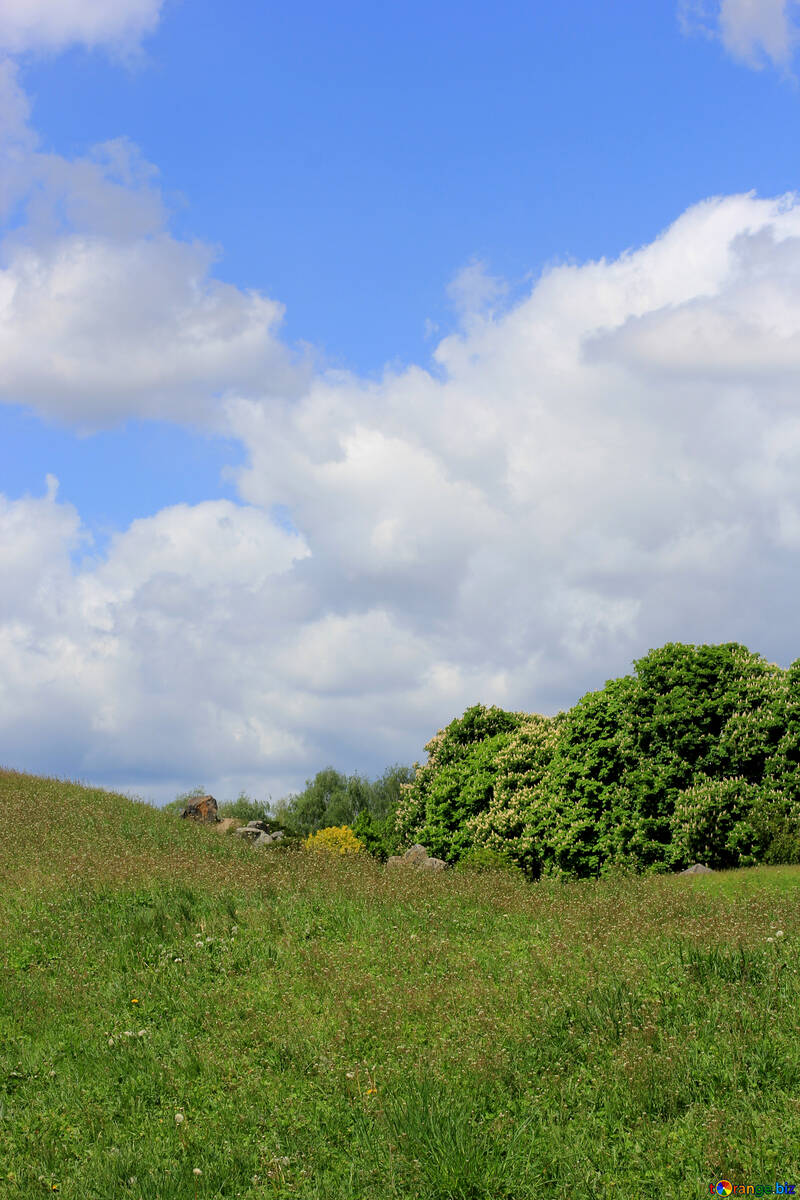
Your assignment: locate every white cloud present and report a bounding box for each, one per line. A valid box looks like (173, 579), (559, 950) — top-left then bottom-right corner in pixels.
(0, 0), (164, 55)
(0, 67), (311, 428)
(5, 192), (800, 804)
(679, 0), (800, 70)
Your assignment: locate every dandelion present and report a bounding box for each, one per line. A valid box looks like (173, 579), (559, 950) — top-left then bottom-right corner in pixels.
(175, 1113), (185, 1125)
(131, 998), (139, 1005)
(767, 937), (774, 943)
(193, 1168), (202, 1176)
(776, 930), (784, 938)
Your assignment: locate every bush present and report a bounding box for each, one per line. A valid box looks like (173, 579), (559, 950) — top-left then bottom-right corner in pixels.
(453, 846), (521, 875)
(394, 704), (527, 862)
(304, 825), (364, 855)
(217, 793), (274, 824)
(669, 776), (767, 869)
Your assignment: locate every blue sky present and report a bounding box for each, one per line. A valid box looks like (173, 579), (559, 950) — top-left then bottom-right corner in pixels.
(3, 0), (800, 805)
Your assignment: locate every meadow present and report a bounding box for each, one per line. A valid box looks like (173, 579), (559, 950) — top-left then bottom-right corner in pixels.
(2, 767), (800, 1198)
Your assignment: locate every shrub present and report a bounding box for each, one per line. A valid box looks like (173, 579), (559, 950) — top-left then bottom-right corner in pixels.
(669, 776), (768, 869)
(304, 825), (364, 855)
(394, 704), (527, 862)
(453, 846), (521, 875)
(217, 793), (273, 824)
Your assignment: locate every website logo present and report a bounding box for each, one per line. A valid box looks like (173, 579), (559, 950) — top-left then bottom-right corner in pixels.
(710, 1185), (796, 1197)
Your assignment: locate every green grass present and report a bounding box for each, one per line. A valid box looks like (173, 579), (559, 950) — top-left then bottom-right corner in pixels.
(2, 767), (800, 1198)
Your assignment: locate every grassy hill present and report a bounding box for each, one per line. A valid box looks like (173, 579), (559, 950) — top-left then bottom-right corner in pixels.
(2, 767), (800, 1198)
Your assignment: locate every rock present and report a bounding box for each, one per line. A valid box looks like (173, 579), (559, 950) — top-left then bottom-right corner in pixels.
(680, 862), (714, 874)
(234, 826), (286, 846)
(179, 795), (219, 823)
(243, 820), (273, 833)
(387, 844), (447, 871)
(234, 826), (262, 842)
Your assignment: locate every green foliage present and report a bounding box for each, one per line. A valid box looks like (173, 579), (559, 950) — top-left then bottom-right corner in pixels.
(453, 845), (521, 874)
(272, 763), (414, 848)
(217, 792), (273, 824)
(394, 705), (526, 862)
(669, 776), (767, 869)
(395, 643), (800, 878)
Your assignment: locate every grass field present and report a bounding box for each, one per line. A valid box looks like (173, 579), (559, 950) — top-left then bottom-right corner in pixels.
(2, 767), (800, 1198)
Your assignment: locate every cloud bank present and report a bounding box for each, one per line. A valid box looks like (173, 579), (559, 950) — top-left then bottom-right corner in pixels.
(4, 92), (800, 803)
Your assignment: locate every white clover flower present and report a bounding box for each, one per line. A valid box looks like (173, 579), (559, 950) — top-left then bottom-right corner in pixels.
(767, 937), (774, 943)
(776, 930), (784, 938)
(174, 957), (182, 963)
(175, 1113), (185, 1125)
(195, 941), (203, 948)
(193, 1168), (202, 1176)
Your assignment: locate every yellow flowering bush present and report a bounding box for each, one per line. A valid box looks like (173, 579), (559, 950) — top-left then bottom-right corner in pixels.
(304, 825), (364, 855)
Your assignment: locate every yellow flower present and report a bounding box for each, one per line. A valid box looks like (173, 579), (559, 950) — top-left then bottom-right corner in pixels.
(131, 998), (139, 1004)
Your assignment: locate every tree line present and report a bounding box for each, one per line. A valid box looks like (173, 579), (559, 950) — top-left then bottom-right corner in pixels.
(169, 642), (800, 877)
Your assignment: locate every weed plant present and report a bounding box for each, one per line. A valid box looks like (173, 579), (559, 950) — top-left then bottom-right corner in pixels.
(2, 767), (800, 1197)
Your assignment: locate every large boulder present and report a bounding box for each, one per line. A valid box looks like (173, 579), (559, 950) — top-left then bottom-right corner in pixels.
(680, 862), (715, 875)
(179, 795), (219, 824)
(387, 844), (447, 871)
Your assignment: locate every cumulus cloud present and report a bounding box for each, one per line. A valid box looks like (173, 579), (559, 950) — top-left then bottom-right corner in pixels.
(5, 191), (800, 803)
(0, 0), (164, 55)
(0, 65), (310, 428)
(679, 0), (800, 70)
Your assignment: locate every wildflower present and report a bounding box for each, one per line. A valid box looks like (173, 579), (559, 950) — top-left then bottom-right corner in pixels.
(138, 1030), (146, 1037)
(108, 1038), (114, 1047)
(175, 1113), (185, 1125)
(196, 942), (204, 948)
(767, 937), (774, 943)
(193, 1168), (202, 1176)
(776, 930), (784, 938)
(174, 957), (182, 963)
(131, 998), (139, 1005)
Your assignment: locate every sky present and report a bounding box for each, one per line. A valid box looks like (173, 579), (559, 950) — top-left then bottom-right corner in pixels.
(3, 0), (800, 807)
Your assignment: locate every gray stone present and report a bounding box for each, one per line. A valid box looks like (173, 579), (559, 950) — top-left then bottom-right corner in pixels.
(680, 862), (714, 874)
(387, 844), (447, 871)
(234, 826), (262, 842)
